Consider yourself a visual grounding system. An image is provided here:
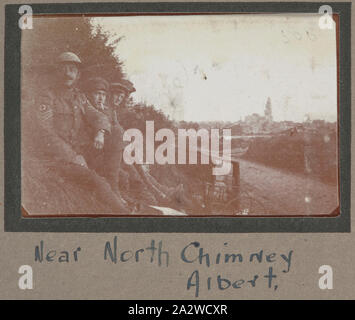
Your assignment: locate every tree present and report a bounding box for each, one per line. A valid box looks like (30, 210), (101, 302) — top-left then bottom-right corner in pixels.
(22, 15), (124, 98)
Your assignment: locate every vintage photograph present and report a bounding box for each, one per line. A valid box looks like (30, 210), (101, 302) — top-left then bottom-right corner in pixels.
(21, 13), (339, 217)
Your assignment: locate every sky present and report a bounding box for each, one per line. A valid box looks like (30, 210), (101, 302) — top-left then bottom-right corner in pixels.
(92, 14), (337, 123)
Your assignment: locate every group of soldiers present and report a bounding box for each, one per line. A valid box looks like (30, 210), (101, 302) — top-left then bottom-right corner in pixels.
(24, 51), (186, 214)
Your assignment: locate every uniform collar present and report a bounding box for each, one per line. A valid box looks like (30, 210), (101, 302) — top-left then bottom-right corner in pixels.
(97, 103), (108, 111)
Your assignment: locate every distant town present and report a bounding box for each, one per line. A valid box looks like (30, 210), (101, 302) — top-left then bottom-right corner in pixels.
(193, 97), (337, 137)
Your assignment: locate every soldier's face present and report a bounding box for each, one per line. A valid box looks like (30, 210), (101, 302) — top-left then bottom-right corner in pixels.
(59, 63), (80, 87)
(112, 92), (126, 107)
(92, 90), (107, 108)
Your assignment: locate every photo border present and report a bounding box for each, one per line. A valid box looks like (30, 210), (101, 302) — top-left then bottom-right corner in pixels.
(4, 2), (351, 232)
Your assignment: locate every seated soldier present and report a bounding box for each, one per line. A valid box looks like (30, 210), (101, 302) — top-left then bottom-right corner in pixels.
(110, 80), (163, 205)
(110, 80), (194, 212)
(82, 77), (127, 205)
(23, 52), (129, 213)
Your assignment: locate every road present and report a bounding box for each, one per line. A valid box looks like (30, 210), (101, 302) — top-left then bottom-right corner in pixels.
(236, 159), (339, 216)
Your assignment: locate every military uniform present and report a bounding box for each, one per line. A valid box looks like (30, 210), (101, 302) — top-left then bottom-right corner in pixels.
(23, 85), (129, 213)
(110, 81), (196, 211)
(35, 87), (111, 161)
(84, 103), (125, 194)
(83, 77), (127, 199)
(110, 80), (170, 206)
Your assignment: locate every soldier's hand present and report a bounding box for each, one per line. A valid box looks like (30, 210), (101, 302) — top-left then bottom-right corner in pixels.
(74, 155), (88, 168)
(94, 130), (105, 149)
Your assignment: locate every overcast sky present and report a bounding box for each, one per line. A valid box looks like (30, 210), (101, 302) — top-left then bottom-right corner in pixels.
(92, 14), (337, 123)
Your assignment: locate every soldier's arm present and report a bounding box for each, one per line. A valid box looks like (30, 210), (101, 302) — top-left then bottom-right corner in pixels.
(81, 97), (112, 134)
(35, 93), (82, 164)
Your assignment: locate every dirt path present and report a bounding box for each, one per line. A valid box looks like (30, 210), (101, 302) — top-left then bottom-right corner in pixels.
(236, 159), (338, 216)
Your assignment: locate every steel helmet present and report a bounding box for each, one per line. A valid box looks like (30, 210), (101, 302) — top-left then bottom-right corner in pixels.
(57, 52), (82, 64)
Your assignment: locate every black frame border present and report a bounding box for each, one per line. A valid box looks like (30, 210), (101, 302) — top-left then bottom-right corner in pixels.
(4, 2), (351, 232)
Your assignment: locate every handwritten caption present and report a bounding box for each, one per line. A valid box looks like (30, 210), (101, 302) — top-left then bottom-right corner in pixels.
(34, 237), (293, 297)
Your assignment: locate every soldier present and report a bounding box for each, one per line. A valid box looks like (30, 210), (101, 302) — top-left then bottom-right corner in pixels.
(82, 77), (127, 204)
(24, 52), (129, 213)
(110, 80), (189, 210)
(110, 80), (162, 205)
(110, 79), (136, 112)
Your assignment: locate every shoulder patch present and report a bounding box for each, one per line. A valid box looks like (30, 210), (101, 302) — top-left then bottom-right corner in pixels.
(37, 104), (54, 122)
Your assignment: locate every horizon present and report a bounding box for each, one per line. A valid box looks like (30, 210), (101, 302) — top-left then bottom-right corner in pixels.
(93, 14), (337, 123)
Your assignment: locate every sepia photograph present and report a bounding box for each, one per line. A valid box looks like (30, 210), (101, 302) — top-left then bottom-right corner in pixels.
(2, 1), (354, 303)
(21, 13), (339, 217)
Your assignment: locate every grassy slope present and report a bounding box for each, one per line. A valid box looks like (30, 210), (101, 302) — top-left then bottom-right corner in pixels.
(22, 161), (114, 215)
